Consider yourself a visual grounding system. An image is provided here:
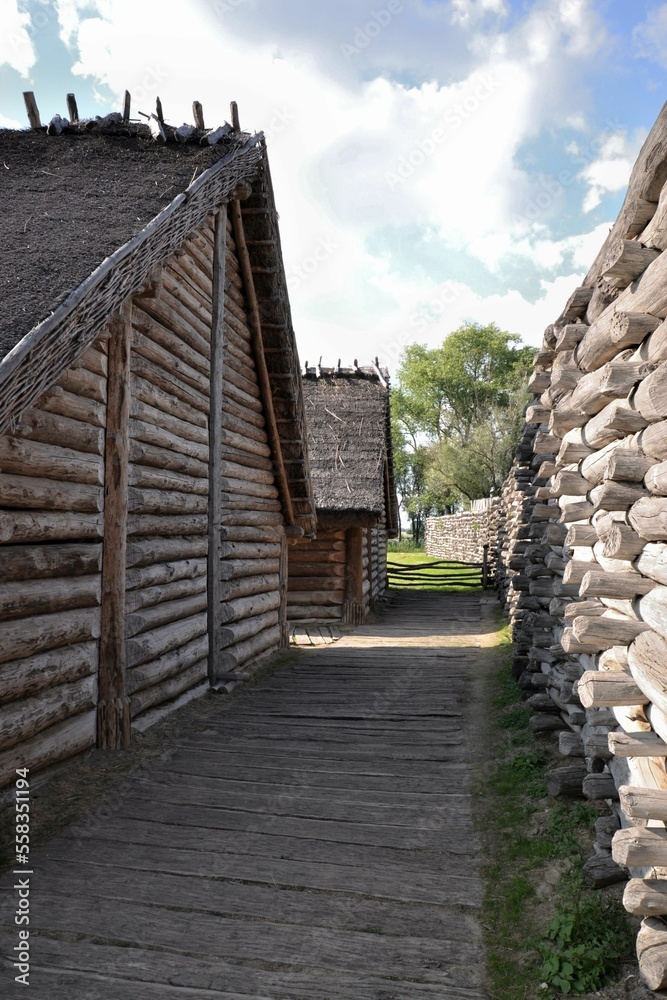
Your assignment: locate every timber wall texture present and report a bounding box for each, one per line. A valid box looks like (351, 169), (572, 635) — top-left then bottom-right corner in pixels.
(0, 214), (289, 787)
(425, 501), (500, 566)
(496, 100), (667, 990)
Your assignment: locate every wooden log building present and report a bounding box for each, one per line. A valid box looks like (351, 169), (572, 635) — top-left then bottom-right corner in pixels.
(0, 97), (316, 787)
(287, 363), (399, 625)
(497, 97), (667, 989)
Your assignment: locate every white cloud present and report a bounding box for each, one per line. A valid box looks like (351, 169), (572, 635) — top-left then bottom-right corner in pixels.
(451, 0), (509, 27)
(633, 3), (667, 68)
(0, 112), (23, 128)
(0, 0), (36, 75)
(577, 129), (644, 212)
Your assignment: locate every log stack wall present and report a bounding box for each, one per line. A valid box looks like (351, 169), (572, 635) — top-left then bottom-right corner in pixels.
(497, 104), (667, 989)
(287, 529), (347, 622)
(0, 338), (108, 786)
(425, 501), (500, 568)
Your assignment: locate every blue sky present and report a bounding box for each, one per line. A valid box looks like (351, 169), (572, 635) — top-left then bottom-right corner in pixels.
(2, 0), (667, 370)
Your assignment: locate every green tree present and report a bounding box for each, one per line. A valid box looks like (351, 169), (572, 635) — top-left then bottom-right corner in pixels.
(396, 322), (534, 444)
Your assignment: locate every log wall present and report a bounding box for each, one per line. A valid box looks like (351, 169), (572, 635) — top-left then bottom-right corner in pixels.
(425, 501), (500, 568)
(0, 212), (290, 783)
(287, 529), (347, 622)
(498, 119), (667, 987)
(0, 339), (107, 786)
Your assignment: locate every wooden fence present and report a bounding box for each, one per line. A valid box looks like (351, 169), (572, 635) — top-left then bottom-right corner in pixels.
(387, 549), (491, 590)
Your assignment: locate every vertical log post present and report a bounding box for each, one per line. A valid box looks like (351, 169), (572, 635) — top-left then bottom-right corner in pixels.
(98, 302), (132, 749)
(279, 528), (289, 647)
(207, 206), (228, 685)
(23, 92), (41, 129)
(483, 544), (489, 590)
(344, 526), (365, 625)
(122, 90), (131, 123)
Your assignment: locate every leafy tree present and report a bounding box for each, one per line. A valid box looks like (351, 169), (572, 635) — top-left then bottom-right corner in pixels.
(396, 322), (534, 444)
(391, 322), (535, 519)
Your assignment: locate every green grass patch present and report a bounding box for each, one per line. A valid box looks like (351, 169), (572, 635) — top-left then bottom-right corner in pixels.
(478, 653), (634, 998)
(386, 549), (483, 592)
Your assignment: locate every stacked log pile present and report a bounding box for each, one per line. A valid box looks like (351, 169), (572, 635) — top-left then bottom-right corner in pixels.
(425, 499), (500, 569)
(288, 529), (347, 621)
(497, 101), (667, 989)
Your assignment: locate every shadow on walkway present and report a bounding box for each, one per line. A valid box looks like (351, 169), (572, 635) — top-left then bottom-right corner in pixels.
(1, 590), (493, 999)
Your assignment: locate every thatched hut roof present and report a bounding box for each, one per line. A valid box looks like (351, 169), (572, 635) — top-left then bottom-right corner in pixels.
(0, 114), (316, 533)
(302, 364), (399, 534)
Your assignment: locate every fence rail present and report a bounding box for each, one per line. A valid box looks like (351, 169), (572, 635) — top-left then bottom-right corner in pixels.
(387, 549), (492, 590)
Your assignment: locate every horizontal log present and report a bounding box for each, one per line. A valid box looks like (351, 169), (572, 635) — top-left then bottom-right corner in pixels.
(72, 344), (108, 378)
(0, 473), (103, 512)
(0, 675), (96, 753)
(126, 634), (209, 696)
(125, 592), (208, 638)
(580, 569), (654, 599)
(0, 512), (103, 544)
(572, 614), (651, 649)
(563, 599), (605, 619)
(128, 463), (209, 495)
(584, 399), (648, 450)
(130, 658), (207, 719)
(0, 574), (101, 621)
(130, 352), (209, 415)
(132, 304), (209, 376)
(568, 360), (652, 416)
(126, 612), (208, 668)
(0, 542), (102, 582)
(57, 366), (106, 403)
(129, 439), (208, 480)
(602, 243), (661, 288)
(578, 670), (649, 708)
(130, 418), (209, 464)
(287, 606), (343, 621)
(219, 610), (280, 648)
(629, 629), (667, 720)
(605, 448), (654, 482)
(125, 573), (206, 613)
(591, 480), (647, 511)
(0, 710), (95, 789)
(130, 397), (208, 447)
(0, 607), (101, 665)
(583, 772), (619, 800)
(635, 361), (667, 423)
(215, 623), (281, 673)
(550, 470), (590, 497)
(221, 427), (272, 460)
(220, 558), (280, 581)
(564, 523), (598, 547)
(127, 487), (207, 516)
(219, 590), (281, 625)
(130, 374), (208, 430)
(602, 522), (645, 559)
(609, 730), (667, 757)
(546, 764), (587, 797)
(126, 537), (208, 568)
(558, 498), (594, 522)
(624, 879), (667, 917)
(0, 641), (97, 704)
(132, 329), (209, 395)
(582, 853), (627, 888)
(125, 558), (207, 592)
(619, 784), (667, 822)
(645, 460), (667, 495)
(638, 586), (667, 642)
(226, 573), (280, 601)
(39, 387), (106, 428)
(220, 476), (279, 501)
(16, 408), (104, 455)
(613, 826), (667, 868)
(640, 419), (667, 460)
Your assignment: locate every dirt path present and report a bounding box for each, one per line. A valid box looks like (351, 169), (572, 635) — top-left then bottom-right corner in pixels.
(0, 590), (496, 999)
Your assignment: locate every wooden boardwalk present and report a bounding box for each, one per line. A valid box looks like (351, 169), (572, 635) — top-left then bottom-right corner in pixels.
(1, 591), (491, 999)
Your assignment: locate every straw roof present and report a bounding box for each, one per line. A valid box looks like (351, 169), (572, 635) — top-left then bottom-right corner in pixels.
(302, 365), (399, 532)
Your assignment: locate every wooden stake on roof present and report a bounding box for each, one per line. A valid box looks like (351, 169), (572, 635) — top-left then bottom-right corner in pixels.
(155, 96), (164, 123)
(230, 100), (240, 130)
(192, 101), (205, 130)
(122, 90), (131, 123)
(23, 92), (41, 129)
(66, 93), (79, 122)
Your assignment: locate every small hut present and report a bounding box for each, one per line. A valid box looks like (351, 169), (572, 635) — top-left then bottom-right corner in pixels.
(0, 96), (315, 786)
(287, 363), (399, 624)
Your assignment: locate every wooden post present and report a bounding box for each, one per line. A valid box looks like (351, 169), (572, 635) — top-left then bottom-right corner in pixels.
(193, 101), (205, 130)
(98, 302), (132, 750)
(344, 526), (364, 625)
(279, 528), (289, 647)
(23, 92), (41, 129)
(122, 90), (131, 123)
(207, 206), (227, 685)
(230, 101), (240, 130)
(482, 544), (489, 590)
(229, 198), (295, 526)
(156, 96), (164, 123)
(66, 93), (79, 122)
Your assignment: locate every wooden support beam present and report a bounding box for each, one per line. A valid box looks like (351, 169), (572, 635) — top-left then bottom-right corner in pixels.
(192, 100), (205, 130)
(98, 304), (132, 750)
(122, 90), (131, 123)
(207, 206), (227, 685)
(229, 197), (295, 525)
(343, 526), (365, 625)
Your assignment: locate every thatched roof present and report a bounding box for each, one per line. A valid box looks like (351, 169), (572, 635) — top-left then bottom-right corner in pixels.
(0, 115), (316, 533)
(302, 365), (399, 533)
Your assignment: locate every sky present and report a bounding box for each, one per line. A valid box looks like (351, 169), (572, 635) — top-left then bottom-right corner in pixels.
(1, 0), (667, 374)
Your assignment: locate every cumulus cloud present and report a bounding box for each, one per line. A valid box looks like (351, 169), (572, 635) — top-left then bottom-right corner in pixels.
(450, 0), (509, 27)
(0, 0), (37, 75)
(574, 128), (645, 212)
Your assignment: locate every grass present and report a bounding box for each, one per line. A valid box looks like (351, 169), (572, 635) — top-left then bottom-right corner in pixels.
(477, 632), (635, 999)
(386, 547), (484, 592)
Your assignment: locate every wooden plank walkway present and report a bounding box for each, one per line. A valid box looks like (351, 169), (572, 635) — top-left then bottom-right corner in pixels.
(1, 590), (491, 999)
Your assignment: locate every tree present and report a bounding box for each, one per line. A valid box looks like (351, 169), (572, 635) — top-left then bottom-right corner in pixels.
(396, 322), (534, 444)
(391, 322), (535, 519)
